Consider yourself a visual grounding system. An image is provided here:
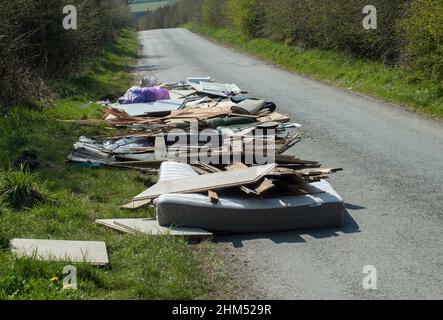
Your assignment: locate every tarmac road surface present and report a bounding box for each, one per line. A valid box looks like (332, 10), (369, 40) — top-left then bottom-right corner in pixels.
(137, 28), (443, 300)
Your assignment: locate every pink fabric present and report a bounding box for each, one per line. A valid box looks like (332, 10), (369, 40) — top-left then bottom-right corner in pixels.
(118, 86), (170, 104)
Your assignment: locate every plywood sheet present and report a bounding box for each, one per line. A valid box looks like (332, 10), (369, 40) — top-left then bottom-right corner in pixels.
(10, 239), (109, 265)
(96, 219), (213, 238)
(133, 164), (276, 201)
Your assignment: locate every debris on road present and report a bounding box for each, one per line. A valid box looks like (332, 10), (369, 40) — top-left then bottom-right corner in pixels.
(62, 76), (344, 234)
(133, 163), (277, 201)
(155, 162), (345, 234)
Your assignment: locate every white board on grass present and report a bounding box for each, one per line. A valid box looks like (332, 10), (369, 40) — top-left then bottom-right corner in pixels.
(10, 239), (109, 265)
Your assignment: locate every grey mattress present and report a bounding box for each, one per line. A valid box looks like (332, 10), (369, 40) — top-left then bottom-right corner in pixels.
(155, 162), (345, 233)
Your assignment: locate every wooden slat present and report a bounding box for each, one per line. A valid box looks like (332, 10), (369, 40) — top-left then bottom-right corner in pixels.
(208, 190), (219, 204)
(96, 219), (213, 239)
(121, 199), (153, 210)
(154, 135), (168, 160)
(226, 163), (275, 196)
(133, 164), (276, 201)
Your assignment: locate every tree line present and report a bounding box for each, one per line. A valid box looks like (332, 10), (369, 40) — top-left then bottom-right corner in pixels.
(0, 0), (131, 110)
(139, 0), (443, 84)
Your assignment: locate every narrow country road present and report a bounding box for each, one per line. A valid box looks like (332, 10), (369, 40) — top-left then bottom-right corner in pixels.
(137, 28), (443, 300)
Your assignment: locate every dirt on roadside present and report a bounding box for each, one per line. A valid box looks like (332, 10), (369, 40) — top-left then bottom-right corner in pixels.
(193, 241), (264, 300)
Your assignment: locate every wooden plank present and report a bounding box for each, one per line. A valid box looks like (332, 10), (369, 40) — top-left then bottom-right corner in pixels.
(307, 175), (330, 183)
(225, 163), (258, 195)
(10, 239), (109, 266)
(111, 160), (163, 169)
(277, 133), (302, 155)
(96, 219), (213, 238)
(226, 163), (248, 171)
(169, 89), (198, 100)
(297, 168), (343, 176)
(253, 178), (276, 195)
(195, 161), (222, 173)
(191, 165), (213, 175)
(133, 164), (276, 201)
(96, 219), (130, 233)
(120, 199), (153, 210)
(208, 190), (219, 204)
(258, 112), (290, 123)
(154, 135), (168, 160)
(275, 155), (320, 166)
(226, 163), (275, 196)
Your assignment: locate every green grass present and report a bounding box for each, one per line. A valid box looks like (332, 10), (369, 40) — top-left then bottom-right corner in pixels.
(130, 0), (176, 13)
(0, 28), (228, 300)
(0, 167), (48, 210)
(185, 23), (443, 119)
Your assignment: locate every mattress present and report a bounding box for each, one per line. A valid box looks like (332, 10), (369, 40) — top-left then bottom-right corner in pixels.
(156, 162), (345, 233)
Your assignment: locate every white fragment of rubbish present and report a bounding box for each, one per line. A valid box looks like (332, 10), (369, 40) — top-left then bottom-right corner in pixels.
(187, 76), (212, 84)
(79, 101), (93, 109)
(281, 122), (302, 129)
(10, 239), (109, 265)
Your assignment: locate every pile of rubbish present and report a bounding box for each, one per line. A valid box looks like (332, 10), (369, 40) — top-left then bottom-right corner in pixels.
(63, 77), (345, 234)
(8, 77), (346, 267)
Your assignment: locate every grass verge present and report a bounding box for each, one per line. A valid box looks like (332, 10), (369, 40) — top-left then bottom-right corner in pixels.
(0, 28), (228, 300)
(184, 23), (443, 119)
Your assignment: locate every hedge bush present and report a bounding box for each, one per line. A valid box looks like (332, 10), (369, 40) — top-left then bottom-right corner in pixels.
(227, 0), (264, 37)
(398, 0), (443, 82)
(202, 0), (227, 28)
(262, 0), (406, 62)
(0, 0), (131, 111)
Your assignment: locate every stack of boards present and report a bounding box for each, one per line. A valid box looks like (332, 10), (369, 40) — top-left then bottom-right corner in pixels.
(9, 221), (212, 265)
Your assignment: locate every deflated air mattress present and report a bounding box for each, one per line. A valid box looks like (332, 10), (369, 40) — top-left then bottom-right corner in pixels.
(155, 162), (345, 233)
